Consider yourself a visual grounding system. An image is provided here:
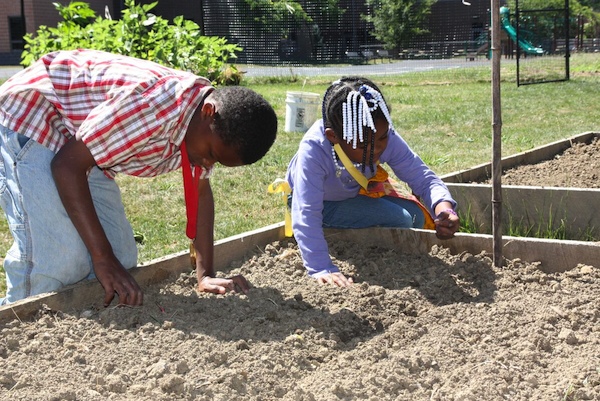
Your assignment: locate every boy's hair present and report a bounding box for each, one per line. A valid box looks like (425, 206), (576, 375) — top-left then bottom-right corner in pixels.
(322, 76), (393, 172)
(211, 86), (277, 165)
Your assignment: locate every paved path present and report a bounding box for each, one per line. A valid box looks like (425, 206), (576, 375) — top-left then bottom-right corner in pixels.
(1, 59), (492, 81)
(0, 66), (24, 80)
(241, 59), (490, 77)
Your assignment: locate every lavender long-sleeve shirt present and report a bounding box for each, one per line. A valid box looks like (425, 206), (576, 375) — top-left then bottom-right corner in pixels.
(285, 119), (456, 277)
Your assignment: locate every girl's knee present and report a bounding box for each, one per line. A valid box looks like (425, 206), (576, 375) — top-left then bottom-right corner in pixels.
(385, 211), (416, 228)
(412, 210), (426, 229)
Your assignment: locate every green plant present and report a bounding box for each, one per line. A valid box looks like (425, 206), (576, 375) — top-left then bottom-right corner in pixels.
(243, 0), (342, 39)
(21, 0), (241, 83)
(364, 0), (435, 50)
(507, 215), (568, 240)
(579, 225), (599, 241)
(454, 206), (481, 234)
(244, 0), (311, 33)
(246, 70), (302, 84)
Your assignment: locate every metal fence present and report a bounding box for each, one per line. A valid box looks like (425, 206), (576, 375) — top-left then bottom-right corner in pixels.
(196, 0), (598, 86)
(200, 0), (492, 65)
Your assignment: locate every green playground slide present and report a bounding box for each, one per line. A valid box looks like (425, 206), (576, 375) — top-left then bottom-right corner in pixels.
(500, 7), (544, 55)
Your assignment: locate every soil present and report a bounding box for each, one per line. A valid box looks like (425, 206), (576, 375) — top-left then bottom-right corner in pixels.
(1, 240), (599, 401)
(0, 137), (599, 401)
(485, 136), (600, 188)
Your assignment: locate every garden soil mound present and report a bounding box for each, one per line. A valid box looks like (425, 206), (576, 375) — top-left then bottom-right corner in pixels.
(486, 136), (599, 188)
(0, 137), (598, 401)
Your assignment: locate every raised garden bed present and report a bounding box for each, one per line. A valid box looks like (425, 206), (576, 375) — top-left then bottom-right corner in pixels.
(1, 133), (599, 401)
(441, 132), (600, 242)
(0, 224), (598, 401)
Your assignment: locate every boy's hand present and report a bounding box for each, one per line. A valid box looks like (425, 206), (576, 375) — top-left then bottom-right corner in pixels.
(198, 275), (250, 294)
(94, 259), (143, 307)
(317, 272), (354, 288)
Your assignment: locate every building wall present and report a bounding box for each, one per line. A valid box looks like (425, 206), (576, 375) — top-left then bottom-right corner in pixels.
(0, 0), (115, 65)
(1, 0), (495, 66)
(0, 0), (25, 53)
(429, 0), (491, 42)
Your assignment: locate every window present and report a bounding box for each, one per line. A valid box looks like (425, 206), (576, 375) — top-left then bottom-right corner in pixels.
(9, 16), (26, 50)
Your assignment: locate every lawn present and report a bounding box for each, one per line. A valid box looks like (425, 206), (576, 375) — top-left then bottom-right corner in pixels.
(0, 53), (598, 296)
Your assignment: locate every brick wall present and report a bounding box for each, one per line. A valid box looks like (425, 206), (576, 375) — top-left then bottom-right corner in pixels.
(0, 0), (115, 65)
(0, 0), (23, 53)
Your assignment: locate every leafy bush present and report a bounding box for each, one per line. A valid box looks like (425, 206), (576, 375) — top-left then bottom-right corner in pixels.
(21, 0), (243, 84)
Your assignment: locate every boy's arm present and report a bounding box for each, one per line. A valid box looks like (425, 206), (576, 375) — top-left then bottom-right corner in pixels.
(51, 137), (142, 307)
(193, 178), (214, 280)
(194, 178), (250, 294)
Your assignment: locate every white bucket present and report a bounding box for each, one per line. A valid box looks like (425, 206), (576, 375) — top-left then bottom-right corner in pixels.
(284, 91), (320, 133)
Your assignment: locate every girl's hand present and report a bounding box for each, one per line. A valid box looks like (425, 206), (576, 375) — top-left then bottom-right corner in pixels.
(317, 272), (354, 287)
(434, 208), (460, 240)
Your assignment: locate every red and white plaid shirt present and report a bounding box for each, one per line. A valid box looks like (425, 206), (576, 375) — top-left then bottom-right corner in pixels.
(0, 49), (213, 179)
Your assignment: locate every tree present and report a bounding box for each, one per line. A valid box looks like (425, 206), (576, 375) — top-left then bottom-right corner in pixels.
(242, 0), (341, 39)
(575, 0), (600, 11)
(507, 0), (600, 40)
(241, 0), (342, 61)
(363, 0), (435, 50)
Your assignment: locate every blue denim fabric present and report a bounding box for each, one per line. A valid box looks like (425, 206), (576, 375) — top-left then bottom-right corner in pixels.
(322, 195), (425, 229)
(0, 124), (137, 304)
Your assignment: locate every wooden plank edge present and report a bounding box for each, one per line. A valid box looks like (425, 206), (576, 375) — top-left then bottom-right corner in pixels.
(441, 131), (599, 183)
(324, 227), (599, 274)
(0, 222), (286, 324)
(3, 223), (596, 323)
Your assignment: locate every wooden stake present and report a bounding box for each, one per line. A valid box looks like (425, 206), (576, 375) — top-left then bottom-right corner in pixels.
(491, 0), (503, 267)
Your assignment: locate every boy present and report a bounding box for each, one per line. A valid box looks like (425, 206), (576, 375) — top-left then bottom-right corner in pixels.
(0, 49), (277, 306)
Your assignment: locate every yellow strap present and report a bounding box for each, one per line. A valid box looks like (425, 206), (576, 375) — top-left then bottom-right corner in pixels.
(333, 144), (436, 230)
(268, 179), (293, 237)
(333, 143), (370, 188)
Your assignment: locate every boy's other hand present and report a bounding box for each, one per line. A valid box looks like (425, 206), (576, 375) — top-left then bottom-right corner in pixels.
(317, 272), (354, 287)
(198, 275), (251, 294)
(94, 259), (143, 307)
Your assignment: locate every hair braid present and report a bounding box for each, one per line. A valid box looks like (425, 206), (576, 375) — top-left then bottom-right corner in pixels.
(322, 76), (392, 173)
(369, 130), (376, 173)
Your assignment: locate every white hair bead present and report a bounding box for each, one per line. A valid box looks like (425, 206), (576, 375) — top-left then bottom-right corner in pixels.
(331, 144), (362, 177)
(340, 84), (394, 150)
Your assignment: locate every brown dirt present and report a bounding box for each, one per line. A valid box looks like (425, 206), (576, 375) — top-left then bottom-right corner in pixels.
(487, 136), (600, 188)
(1, 137), (599, 401)
(0, 239), (599, 401)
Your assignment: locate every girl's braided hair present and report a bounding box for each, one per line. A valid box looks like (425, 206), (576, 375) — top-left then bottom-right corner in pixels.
(322, 76), (393, 172)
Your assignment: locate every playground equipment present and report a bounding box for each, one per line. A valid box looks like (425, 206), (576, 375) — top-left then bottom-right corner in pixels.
(465, 32), (490, 60)
(500, 6), (544, 55)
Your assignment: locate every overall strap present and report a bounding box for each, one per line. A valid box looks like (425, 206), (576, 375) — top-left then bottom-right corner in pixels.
(179, 87), (214, 240)
(333, 143), (370, 188)
(333, 144), (436, 229)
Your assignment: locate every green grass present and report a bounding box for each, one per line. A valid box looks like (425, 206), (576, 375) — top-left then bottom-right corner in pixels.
(0, 53), (599, 296)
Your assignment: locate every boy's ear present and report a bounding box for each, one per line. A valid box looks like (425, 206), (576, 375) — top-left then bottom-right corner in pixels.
(201, 100), (217, 116)
(325, 128), (339, 144)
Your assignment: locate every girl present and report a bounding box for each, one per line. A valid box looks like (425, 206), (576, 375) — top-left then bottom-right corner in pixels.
(285, 76), (459, 287)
